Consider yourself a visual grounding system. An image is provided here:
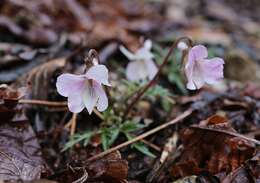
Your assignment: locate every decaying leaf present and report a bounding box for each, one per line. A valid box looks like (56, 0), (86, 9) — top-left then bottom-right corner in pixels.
(0, 84), (26, 123)
(86, 151), (128, 182)
(51, 151), (128, 183)
(171, 115), (256, 181)
(222, 150), (260, 183)
(0, 85), (46, 181)
(25, 58), (66, 101)
(3, 179), (58, 183)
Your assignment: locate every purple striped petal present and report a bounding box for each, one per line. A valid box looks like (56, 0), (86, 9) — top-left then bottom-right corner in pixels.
(82, 83), (98, 114)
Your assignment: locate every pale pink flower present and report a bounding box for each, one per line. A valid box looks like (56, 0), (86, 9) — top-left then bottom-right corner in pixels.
(56, 64), (111, 114)
(185, 45), (224, 90)
(120, 40), (158, 81)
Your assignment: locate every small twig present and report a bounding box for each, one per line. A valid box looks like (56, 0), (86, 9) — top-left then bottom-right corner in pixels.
(19, 99), (67, 106)
(19, 99), (102, 117)
(64, 119), (73, 129)
(123, 37), (192, 118)
(142, 139), (161, 152)
(87, 109), (193, 162)
(191, 125), (260, 146)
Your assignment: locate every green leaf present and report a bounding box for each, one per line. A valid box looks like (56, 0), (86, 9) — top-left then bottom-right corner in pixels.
(62, 131), (93, 152)
(132, 142), (156, 158)
(168, 72), (187, 94)
(120, 121), (145, 133)
(124, 132), (156, 158)
(146, 85), (172, 98)
(161, 99), (172, 111)
(101, 127), (120, 150)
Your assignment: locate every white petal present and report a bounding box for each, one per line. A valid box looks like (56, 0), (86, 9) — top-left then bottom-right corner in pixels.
(119, 45), (136, 60)
(126, 61), (148, 81)
(67, 93), (85, 113)
(82, 84), (98, 114)
(185, 56), (205, 90)
(144, 39), (152, 51)
(186, 81), (196, 90)
(136, 47), (154, 61)
(94, 82), (108, 112)
(85, 65), (111, 86)
(145, 60), (158, 80)
(56, 73), (85, 97)
(185, 52), (196, 89)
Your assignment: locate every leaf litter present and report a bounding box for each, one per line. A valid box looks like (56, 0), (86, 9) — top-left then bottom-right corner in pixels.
(0, 0), (259, 182)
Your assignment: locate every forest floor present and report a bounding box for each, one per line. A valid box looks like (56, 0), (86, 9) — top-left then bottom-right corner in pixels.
(0, 0), (259, 183)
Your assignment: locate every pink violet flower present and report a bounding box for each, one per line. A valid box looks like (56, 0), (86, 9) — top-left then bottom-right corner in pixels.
(185, 45), (224, 90)
(119, 40), (158, 81)
(56, 64), (111, 114)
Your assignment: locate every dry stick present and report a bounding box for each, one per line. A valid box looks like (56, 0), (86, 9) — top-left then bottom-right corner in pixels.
(19, 99), (67, 106)
(142, 139), (161, 152)
(19, 99), (102, 119)
(123, 37), (192, 118)
(87, 109), (193, 162)
(191, 125), (260, 146)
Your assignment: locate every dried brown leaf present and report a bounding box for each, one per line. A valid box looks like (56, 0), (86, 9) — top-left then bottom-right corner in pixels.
(171, 115), (256, 179)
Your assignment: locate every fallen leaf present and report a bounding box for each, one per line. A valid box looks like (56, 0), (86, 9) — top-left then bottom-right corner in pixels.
(222, 150), (260, 182)
(51, 151), (128, 183)
(171, 115), (256, 180)
(0, 85), (46, 181)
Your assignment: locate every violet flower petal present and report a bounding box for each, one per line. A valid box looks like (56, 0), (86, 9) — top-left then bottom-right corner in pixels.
(185, 45), (225, 90)
(94, 82), (108, 112)
(190, 45), (208, 60)
(85, 65), (111, 86)
(67, 92), (85, 113)
(82, 84), (98, 114)
(56, 73), (85, 97)
(201, 58), (224, 84)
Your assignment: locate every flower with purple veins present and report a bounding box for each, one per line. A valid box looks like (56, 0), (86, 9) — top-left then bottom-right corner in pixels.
(185, 45), (224, 90)
(56, 64), (111, 114)
(120, 40), (158, 82)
